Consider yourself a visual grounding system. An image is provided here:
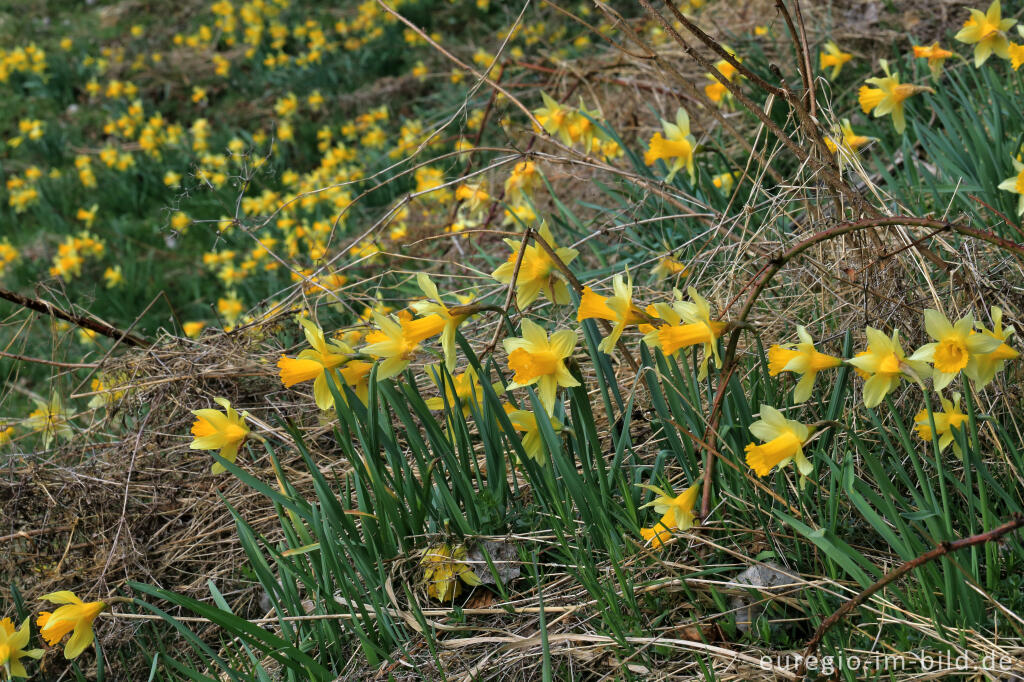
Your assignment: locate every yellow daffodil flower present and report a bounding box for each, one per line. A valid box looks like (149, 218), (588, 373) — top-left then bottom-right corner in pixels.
(744, 405), (813, 478)
(825, 118), (873, 169)
(909, 309), (1003, 390)
(75, 204), (98, 228)
(651, 256), (689, 281)
(576, 273), (645, 354)
(846, 327), (930, 407)
(491, 222), (579, 308)
(189, 397), (250, 474)
(36, 591), (106, 659)
(504, 160), (540, 202)
(421, 543), (481, 601)
(362, 312), (447, 381)
(102, 265), (123, 288)
(87, 375), (126, 410)
(819, 41), (853, 79)
(183, 321), (206, 338)
(639, 517), (674, 550)
(25, 396), (74, 448)
(534, 91), (574, 145)
(454, 182), (490, 215)
(218, 291), (244, 327)
(998, 158), (1024, 215)
(644, 107), (697, 183)
(712, 171), (738, 193)
(914, 393), (969, 457)
(409, 273), (468, 371)
(858, 64), (931, 134)
(954, 0), (1015, 67)
(966, 306), (1018, 388)
(504, 202), (537, 227)
(0, 617), (43, 677)
(642, 288), (726, 379)
(912, 43), (953, 79)
(568, 99), (602, 151)
(503, 319), (579, 414)
(503, 404), (562, 463)
(768, 326), (843, 403)
(1009, 41), (1024, 70)
(704, 56), (741, 105)
(638, 480), (699, 532)
(336, 360), (373, 405)
(424, 365), (503, 417)
(277, 317), (354, 410)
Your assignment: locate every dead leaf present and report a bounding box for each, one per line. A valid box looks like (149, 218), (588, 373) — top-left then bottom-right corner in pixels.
(464, 590), (497, 609)
(669, 623), (725, 643)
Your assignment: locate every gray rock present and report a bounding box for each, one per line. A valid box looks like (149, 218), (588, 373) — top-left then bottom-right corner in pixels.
(730, 562), (799, 634)
(467, 540), (520, 586)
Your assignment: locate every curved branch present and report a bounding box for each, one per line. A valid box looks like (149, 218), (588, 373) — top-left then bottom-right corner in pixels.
(796, 513), (1024, 676)
(0, 286), (147, 348)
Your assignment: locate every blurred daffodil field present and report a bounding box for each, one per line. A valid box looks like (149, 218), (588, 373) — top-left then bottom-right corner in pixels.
(1, 0), (1024, 679)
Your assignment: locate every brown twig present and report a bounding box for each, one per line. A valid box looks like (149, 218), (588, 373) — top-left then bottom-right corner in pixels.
(641, 0), (867, 218)
(0, 525), (74, 543)
(796, 513), (1024, 675)
(968, 193), (1024, 241)
(0, 350), (98, 369)
(529, 229), (641, 372)
(775, 0), (815, 117)
(653, 0), (785, 98)
(484, 227), (533, 356)
(0, 286), (147, 347)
